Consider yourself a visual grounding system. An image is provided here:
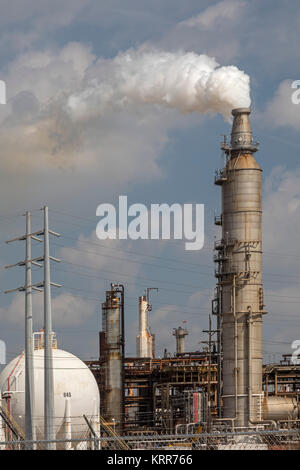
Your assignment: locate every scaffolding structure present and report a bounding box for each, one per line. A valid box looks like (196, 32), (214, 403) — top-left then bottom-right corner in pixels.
(86, 351), (218, 434)
(263, 356), (300, 398)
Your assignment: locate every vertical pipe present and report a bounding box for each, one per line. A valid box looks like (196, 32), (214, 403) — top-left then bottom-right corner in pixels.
(216, 297), (222, 418)
(64, 398), (72, 450)
(233, 275), (238, 420)
(119, 285), (125, 434)
(147, 333), (153, 358)
(43, 206), (55, 449)
(25, 212), (35, 447)
(0, 398), (6, 450)
(207, 316), (212, 432)
(91, 399), (100, 450)
(248, 307), (252, 422)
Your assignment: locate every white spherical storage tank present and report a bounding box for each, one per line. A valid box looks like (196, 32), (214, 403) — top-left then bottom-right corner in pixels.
(0, 346), (100, 448)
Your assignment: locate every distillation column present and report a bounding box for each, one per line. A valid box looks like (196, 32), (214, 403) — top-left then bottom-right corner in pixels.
(214, 108), (265, 427)
(136, 296), (153, 358)
(173, 326), (189, 355)
(136, 289), (157, 359)
(102, 288), (123, 433)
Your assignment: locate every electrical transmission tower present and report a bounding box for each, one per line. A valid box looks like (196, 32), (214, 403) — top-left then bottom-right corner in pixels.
(5, 206), (61, 450)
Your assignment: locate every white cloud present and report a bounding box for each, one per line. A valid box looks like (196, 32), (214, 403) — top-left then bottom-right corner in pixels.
(0, 0), (85, 26)
(5, 42), (95, 102)
(159, 0), (248, 62)
(59, 231), (146, 293)
(0, 40), (251, 221)
(261, 166), (300, 353)
(263, 80), (300, 131)
(0, 291), (95, 327)
(0, 0), (87, 54)
(0, 43), (179, 216)
(264, 284), (300, 353)
(181, 0), (247, 30)
(0, 43), (249, 174)
(51, 292), (95, 326)
(263, 166), (300, 255)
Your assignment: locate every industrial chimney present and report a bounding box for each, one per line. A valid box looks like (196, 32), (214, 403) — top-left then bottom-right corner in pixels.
(136, 288), (157, 358)
(214, 108), (265, 427)
(136, 296), (152, 358)
(173, 326), (189, 355)
(101, 284), (125, 433)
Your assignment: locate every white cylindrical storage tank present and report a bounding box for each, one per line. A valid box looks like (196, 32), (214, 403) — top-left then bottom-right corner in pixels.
(0, 348), (100, 448)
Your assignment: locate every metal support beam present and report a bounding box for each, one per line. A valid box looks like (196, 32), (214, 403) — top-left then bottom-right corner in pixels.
(25, 212), (35, 448)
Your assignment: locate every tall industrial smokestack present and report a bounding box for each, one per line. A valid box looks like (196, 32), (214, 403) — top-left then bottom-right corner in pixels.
(101, 285), (125, 433)
(214, 108), (265, 427)
(136, 289), (157, 359)
(173, 326), (189, 355)
(136, 296), (152, 358)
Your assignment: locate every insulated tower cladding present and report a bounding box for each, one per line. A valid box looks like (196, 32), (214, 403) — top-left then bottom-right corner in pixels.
(214, 108), (265, 427)
(101, 286), (124, 432)
(136, 296), (153, 358)
(173, 326), (189, 355)
(136, 290), (157, 358)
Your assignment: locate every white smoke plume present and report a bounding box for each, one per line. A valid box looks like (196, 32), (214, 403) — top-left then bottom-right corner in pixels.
(0, 44), (251, 177)
(68, 49), (251, 121)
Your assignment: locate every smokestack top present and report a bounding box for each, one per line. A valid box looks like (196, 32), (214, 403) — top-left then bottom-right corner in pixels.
(232, 107), (251, 116)
(230, 107), (258, 153)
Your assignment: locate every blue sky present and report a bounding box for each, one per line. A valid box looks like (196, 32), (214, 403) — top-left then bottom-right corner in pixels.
(0, 0), (300, 367)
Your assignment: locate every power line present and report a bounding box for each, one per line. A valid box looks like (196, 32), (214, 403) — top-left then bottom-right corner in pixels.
(50, 259), (211, 292)
(24, 207), (300, 265)
(49, 258), (300, 301)
(54, 238), (212, 275)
